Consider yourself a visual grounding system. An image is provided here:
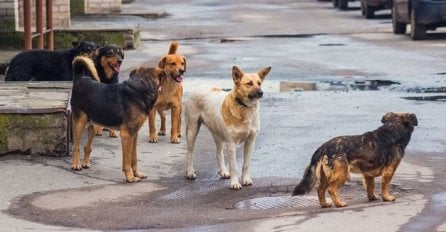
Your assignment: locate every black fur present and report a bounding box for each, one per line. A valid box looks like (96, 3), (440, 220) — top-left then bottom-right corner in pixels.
(71, 58), (163, 132)
(292, 113), (417, 196)
(95, 44), (124, 84)
(5, 41), (97, 81)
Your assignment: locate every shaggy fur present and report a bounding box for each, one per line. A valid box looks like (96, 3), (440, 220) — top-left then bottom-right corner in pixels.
(5, 41), (97, 81)
(292, 112), (418, 208)
(70, 56), (165, 182)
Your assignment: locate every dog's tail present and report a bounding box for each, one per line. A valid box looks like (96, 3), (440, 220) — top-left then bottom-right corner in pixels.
(292, 147), (324, 196)
(168, 41), (179, 55)
(72, 56), (100, 82)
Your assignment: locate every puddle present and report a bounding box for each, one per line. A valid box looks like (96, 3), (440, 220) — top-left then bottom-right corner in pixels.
(403, 95), (446, 101)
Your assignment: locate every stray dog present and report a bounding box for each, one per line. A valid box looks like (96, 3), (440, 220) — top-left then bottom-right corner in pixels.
(148, 41), (186, 144)
(5, 41), (97, 81)
(92, 44), (125, 137)
(185, 66), (271, 189)
(292, 112), (418, 208)
(70, 56), (165, 182)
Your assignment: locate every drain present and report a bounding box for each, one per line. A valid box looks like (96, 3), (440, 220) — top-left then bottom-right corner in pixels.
(233, 196), (319, 210)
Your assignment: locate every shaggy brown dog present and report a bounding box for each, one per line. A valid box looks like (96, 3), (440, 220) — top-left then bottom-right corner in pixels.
(70, 56), (165, 182)
(292, 112), (417, 208)
(148, 41), (186, 144)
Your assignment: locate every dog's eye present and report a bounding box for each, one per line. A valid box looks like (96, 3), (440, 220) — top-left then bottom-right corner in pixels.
(169, 62), (176, 66)
(246, 81), (253, 86)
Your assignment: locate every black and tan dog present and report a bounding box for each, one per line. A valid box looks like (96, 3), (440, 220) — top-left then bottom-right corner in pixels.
(148, 41), (186, 144)
(92, 44), (125, 137)
(70, 56), (165, 182)
(5, 41), (97, 81)
(292, 112), (417, 208)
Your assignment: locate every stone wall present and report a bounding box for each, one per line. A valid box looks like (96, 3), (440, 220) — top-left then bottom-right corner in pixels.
(85, 0), (122, 14)
(0, 0), (18, 32)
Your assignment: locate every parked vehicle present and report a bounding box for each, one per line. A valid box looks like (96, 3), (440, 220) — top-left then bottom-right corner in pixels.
(360, 0), (392, 19)
(333, 0), (354, 10)
(392, 0), (446, 40)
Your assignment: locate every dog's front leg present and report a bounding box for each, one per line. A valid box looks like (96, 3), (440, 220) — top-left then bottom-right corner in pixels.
(131, 132), (147, 179)
(227, 143), (241, 190)
(241, 134), (255, 186)
(120, 131), (140, 183)
(381, 159), (401, 202)
(216, 141), (230, 179)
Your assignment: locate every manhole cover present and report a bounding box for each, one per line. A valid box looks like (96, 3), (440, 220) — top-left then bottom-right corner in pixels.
(233, 196), (320, 210)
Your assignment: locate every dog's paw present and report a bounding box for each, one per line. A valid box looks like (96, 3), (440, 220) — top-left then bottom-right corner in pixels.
(148, 136), (158, 143)
(334, 201), (348, 207)
(320, 202), (332, 208)
(383, 194), (396, 202)
(134, 171), (147, 179)
(171, 137), (180, 144)
(186, 170), (197, 180)
(218, 170), (230, 179)
(158, 131), (166, 136)
(109, 130), (118, 138)
(241, 176), (253, 186)
(71, 164), (82, 171)
(126, 176), (141, 183)
(368, 194), (380, 201)
(230, 182), (242, 190)
(81, 162), (91, 169)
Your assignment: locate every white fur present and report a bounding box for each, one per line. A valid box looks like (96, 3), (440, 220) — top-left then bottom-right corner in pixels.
(185, 86), (260, 190)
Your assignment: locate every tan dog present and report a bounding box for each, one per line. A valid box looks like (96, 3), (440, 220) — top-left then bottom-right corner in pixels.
(185, 66), (271, 189)
(292, 112), (418, 208)
(148, 41), (186, 144)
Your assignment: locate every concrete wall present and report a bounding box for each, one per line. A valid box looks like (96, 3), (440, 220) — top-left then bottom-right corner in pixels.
(0, 0), (18, 32)
(17, 0), (71, 30)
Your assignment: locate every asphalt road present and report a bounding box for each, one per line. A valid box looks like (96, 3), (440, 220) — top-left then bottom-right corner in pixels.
(1, 0), (446, 231)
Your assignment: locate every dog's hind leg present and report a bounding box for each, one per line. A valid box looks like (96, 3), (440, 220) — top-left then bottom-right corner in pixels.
(364, 175), (379, 201)
(82, 125), (95, 168)
(317, 170), (332, 208)
(170, 105), (181, 144)
(185, 117), (201, 180)
(148, 109), (159, 143)
(326, 155), (348, 207)
(157, 109), (166, 136)
(71, 113), (88, 171)
(131, 132), (147, 179)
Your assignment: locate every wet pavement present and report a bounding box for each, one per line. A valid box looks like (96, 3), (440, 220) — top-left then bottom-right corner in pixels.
(1, 0), (446, 231)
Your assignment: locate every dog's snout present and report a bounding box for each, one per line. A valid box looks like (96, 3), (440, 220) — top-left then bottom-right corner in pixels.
(118, 58), (123, 65)
(257, 90), (264, 98)
(179, 69), (185, 75)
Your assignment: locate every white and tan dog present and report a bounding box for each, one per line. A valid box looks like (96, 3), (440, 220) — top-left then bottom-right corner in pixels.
(185, 66), (271, 190)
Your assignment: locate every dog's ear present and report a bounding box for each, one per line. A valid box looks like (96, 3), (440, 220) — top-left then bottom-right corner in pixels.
(158, 56), (167, 69)
(232, 66), (244, 84)
(257, 66), (271, 81)
(95, 48), (101, 58)
(118, 48), (125, 60)
(381, 112), (395, 124)
(129, 68), (137, 77)
(183, 56), (187, 72)
(404, 113), (418, 126)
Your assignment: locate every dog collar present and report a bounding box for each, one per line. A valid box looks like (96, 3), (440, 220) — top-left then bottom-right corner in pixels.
(235, 97), (250, 108)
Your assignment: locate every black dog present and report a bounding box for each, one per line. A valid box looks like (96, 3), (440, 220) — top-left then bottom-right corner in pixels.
(5, 41), (97, 81)
(94, 44), (124, 84)
(70, 56), (165, 182)
(92, 44), (125, 137)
